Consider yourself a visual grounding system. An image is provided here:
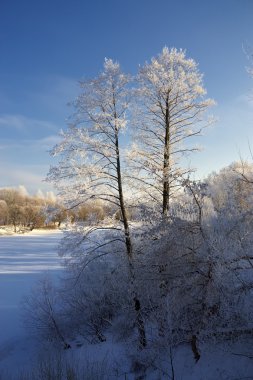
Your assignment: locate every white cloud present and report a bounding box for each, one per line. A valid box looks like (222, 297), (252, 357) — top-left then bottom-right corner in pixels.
(38, 135), (62, 149)
(0, 133), (62, 195)
(0, 114), (59, 132)
(0, 164), (54, 195)
(0, 134), (61, 151)
(0, 75), (78, 194)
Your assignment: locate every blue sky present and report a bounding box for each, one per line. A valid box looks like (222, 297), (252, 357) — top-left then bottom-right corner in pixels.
(0, 0), (252, 193)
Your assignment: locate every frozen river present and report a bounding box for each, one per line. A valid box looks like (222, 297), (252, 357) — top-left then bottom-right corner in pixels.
(0, 230), (63, 373)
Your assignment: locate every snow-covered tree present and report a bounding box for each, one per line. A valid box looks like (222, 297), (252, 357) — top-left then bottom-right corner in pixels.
(36, 189), (45, 200)
(47, 59), (146, 348)
(48, 59), (131, 242)
(46, 191), (56, 203)
(18, 185), (29, 197)
(207, 161), (253, 217)
(129, 47), (214, 214)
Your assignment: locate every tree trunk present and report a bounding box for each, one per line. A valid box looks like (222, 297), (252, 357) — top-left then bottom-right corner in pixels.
(162, 95), (170, 215)
(191, 334), (200, 362)
(116, 136), (147, 348)
(114, 97), (147, 349)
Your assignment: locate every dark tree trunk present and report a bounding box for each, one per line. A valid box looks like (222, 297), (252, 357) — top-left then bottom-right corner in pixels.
(48, 301), (71, 349)
(162, 95), (170, 215)
(191, 334), (200, 362)
(113, 94), (147, 349)
(115, 133), (147, 349)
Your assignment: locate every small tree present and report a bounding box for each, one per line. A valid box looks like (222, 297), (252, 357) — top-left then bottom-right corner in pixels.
(0, 200), (8, 225)
(8, 204), (24, 232)
(23, 205), (46, 229)
(129, 47), (214, 214)
(23, 276), (70, 349)
(77, 200), (105, 222)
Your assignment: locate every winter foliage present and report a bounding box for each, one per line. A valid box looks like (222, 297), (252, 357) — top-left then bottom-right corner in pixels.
(129, 47), (214, 213)
(48, 58), (131, 211)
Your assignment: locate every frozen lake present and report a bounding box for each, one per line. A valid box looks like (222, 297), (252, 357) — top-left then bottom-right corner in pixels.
(0, 230), (63, 372)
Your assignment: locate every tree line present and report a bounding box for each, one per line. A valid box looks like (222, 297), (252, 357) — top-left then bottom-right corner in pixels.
(0, 187), (112, 232)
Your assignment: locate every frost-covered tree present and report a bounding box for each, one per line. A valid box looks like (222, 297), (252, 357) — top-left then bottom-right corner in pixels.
(47, 59), (146, 348)
(48, 59), (132, 248)
(207, 161), (253, 217)
(129, 47), (214, 214)
(133, 173), (253, 362)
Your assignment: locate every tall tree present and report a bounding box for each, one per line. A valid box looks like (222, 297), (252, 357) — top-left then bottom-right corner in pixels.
(129, 47), (214, 214)
(48, 59), (146, 348)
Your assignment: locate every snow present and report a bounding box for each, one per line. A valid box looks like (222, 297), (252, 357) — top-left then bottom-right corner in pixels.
(0, 230), (63, 274)
(0, 230), (63, 375)
(1, 230), (253, 378)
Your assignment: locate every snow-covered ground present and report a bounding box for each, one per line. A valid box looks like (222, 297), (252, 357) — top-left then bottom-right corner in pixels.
(0, 230), (63, 376)
(1, 230), (253, 379)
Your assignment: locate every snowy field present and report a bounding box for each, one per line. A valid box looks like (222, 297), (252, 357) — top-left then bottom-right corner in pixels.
(0, 230), (63, 376)
(1, 230), (253, 379)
